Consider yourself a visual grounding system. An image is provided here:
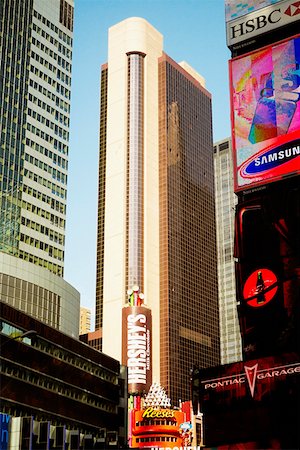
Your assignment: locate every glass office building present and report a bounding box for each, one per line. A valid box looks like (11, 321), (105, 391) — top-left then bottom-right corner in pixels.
(0, 0), (79, 336)
(214, 138), (242, 364)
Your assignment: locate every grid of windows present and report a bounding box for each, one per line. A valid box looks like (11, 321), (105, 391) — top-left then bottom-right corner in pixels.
(80, 307), (91, 334)
(0, 300), (124, 437)
(2, 358), (116, 413)
(126, 53), (144, 291)
(29, 78), (70, 119)
(214, 139), (242, 364)
(136, 419), (177, 427)
(29, 2), (73, 277)
(24, 152), (67, 185)
(28, 93), (70, 128)
(95, 66), (108, 333)
(0, 0), (73, 277)
(59, 0), (74, 32)
(136, 437), (177, 443)
(159, 56), (220, 403)
(0, 273), (60, 328)
(0, 0), (33, 254)
(26, 137), (68, 173)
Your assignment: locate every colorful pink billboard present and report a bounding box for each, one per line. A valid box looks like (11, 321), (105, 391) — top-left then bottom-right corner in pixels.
(230, 34), (300, 192)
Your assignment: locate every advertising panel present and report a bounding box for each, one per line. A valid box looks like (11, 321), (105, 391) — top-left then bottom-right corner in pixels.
(226, 0), (300, 48)
(0, 414), (10, 450)
(131, 408), (190, 449)
(234, 180), (299, 360)
(225, 0), (283, 22)
(122, 305), (152, 395)
(230, 34), (300, 192)
(197, 353), (300, 448)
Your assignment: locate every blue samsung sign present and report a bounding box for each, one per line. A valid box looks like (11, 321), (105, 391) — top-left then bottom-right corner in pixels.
(245, 140), (300, 175)
(0, 413), (10, 450)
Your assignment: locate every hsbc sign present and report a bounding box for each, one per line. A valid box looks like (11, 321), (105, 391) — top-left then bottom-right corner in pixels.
(227, 0), (300, 47)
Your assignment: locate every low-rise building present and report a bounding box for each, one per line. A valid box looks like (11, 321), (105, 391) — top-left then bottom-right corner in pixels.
(0, 301), (127, 449)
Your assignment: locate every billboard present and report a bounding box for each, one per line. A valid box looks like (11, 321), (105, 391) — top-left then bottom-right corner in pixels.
(234, 181), (300, 360)
(131, 408), (191, 449)
(0, 414), (10, 450)
(122, 305), (152, 395)
(225, 0), (284, 22)
(226, 0), (300, 48)
(230, 34), (300, 192)
(197, 353), (300, 448)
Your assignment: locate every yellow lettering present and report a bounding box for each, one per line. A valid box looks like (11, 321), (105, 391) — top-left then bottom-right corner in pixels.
(142, 407), (175, 419)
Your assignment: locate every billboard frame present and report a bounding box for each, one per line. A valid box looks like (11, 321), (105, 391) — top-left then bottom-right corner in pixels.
(229, 33), (300, 193)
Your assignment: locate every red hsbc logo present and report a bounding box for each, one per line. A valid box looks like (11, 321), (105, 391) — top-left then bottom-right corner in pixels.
(227, 0), (300, 47)
(285, 1), (300, 16)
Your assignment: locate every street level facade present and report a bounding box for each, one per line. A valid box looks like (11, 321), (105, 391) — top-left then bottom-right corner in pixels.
(0, 301), (127, 449)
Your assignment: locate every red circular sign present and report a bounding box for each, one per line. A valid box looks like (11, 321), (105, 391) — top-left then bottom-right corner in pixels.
(243, 268), (278, 307)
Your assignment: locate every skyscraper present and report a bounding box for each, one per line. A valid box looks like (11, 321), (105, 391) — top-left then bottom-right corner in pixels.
(0, 0), (79, 336)
(96, 17), (220, 402)
(214, 138), (242, 364)
(79, 306), (91, 335)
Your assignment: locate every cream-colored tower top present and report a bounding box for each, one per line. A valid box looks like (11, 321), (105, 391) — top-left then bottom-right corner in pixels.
(179, 61), (206, 87)
(108, 16), (163, 55)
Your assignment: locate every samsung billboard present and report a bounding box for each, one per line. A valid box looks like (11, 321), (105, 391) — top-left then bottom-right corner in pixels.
(229, 34), (300, 192)
(226, 0), (300, 48)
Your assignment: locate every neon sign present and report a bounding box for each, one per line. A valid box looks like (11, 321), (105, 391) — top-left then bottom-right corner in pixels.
(0, 414), (10, 450)
(243, 268), (278, 307)
(203, 361), (300, 398)
(142, 407), (175, 419)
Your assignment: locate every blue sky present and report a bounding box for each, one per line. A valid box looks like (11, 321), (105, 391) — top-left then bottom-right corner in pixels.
(64, 0), (231, 324)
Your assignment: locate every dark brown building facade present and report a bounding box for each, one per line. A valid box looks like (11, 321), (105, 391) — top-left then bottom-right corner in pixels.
(158, 54), (220, 402)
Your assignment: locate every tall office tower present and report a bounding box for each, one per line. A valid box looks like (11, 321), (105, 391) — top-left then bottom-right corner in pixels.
(96, 17), (220, 402)
(79, 306), (91, 335)
(214, 138), (242, 364)
(0, 0), (80, 336)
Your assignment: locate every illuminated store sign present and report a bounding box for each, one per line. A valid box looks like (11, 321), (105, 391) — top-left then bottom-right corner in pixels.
(131, 408), (187, 449)
(122, 305), (152, 394)
(243, 268), (278, 307)
(149, 447), (201, 450)
(202, 361), (300, 398)
(230, 34), (300, 191)
(0, 414), (10, 450)
(142, 407), (175, 419)
(227, 0), (300, 47)
(198, 354), (299, 447)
